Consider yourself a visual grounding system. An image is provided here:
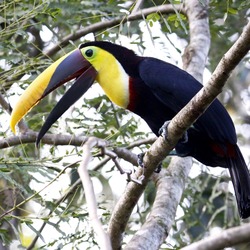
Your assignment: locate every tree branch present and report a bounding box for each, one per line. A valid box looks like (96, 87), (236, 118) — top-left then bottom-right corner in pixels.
(131, 0), (144, 14)
(181, 222), (250, 250)
(44, 4), (182, 57)
(124, 157), (192, 250)
(0, 132), (87, 149)
(168, 19), (250, 140)
(126, 137), (156, 149)
(0, 93), (12, 115)
(182, 0), (210, 81)
(77, 137), (112, 250)
(0, 93), (29, 133)
(0, 132), (145, 167)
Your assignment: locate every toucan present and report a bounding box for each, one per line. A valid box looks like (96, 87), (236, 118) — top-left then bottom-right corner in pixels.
(10, 41), (250, 218)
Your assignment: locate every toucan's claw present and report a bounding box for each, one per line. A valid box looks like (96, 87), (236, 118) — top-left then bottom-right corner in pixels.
(154, 164), (162, 173)
(137, 153), (145, 169)
(168, 149), (178, 156)
(137, 152), (162, 173)
(159, 120), (188, 144)
(158, 121), (171, 139)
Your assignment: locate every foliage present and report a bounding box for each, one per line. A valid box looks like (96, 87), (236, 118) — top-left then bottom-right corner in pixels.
(0, 0), (250, 249)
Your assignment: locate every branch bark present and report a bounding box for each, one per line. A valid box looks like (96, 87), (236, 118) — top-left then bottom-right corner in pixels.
(0, 132), (87, 149)
(182, 0), (210, 81)
(181, 222), (250, 250)
(124, 157), (192, 250)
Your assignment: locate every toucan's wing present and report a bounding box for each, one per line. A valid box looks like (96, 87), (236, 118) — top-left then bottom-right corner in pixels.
(138, 58), (236, 143)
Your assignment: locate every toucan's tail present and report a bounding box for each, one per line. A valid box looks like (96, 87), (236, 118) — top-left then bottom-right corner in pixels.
(228, 145), (250, 219)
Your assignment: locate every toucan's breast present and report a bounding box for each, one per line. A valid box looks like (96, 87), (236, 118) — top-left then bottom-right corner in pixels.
(127, 77), (176, 135)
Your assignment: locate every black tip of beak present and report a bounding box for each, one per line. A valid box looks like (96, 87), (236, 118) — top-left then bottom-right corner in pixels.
(36, 66), (97, 146)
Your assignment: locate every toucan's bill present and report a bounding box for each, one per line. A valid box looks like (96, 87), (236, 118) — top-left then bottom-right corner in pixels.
(10, 48), (97, 144)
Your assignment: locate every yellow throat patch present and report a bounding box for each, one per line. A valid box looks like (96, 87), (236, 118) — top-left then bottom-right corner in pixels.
(80, 46), (129, 109)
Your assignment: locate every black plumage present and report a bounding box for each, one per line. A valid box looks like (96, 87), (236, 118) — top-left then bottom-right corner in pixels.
(81, 42), (250, 218)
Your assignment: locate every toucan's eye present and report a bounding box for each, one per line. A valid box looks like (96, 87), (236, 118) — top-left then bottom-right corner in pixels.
(85, 49), (93, 58)
(80, 47), (96, 59)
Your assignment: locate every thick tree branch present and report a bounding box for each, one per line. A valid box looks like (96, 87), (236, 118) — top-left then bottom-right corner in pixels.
(125, 1), (211, 248)
(181, 222), (250, 250)
(124, 157), (192, 250)
(168, 20), (250, 140)
(183, 0), (210, 81)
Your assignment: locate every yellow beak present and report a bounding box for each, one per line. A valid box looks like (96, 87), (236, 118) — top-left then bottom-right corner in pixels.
(10, 48), (97, 144)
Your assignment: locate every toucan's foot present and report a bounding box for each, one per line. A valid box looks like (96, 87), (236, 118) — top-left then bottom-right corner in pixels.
(180, 131), (188, 144)
(158, 121), (188, 144)
(137, 153), (162, 173)
(154, 164), (162, 173)
(137, 153), (145, 168)
(168, 149), (178, 156)
(158, 121), (171, 139)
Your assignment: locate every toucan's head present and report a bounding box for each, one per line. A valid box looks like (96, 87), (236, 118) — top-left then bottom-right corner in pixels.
(10, 41), (139, 144)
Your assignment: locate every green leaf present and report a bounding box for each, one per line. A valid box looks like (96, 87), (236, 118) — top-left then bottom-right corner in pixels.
(228, 7), (238, 14)
(146, 13), (160, 23)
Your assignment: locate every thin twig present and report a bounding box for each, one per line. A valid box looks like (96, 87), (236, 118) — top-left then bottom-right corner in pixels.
(104, 148), (143, 184)
(126, 137), (156, 149)
(77, 137), (112, 250)
(131, 0), (144, 14)
(0, 93), (12, 114)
